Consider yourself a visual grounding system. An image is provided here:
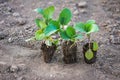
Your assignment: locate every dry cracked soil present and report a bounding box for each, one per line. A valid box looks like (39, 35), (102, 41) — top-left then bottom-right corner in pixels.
(0, 0), (120, 80)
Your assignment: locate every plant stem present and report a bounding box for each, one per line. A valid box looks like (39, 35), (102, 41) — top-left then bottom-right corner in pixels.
(62, 25), (64, 29)
(87, 34), (91, 49)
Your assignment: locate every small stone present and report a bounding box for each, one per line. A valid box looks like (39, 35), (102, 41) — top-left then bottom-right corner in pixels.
(76, 1), (87, 8)
(0, 32), (8, 40)
(0, 20), (5, 25)
(73, 10), (79, 15)
(116, 8), (120, 12)
(20, 4), (24, 8)
(25, 27), (34, 34)
(50, 74), (53, 77)
(80, 9), (87, 13)
(50, 74), (55, 78)
(9, 65), (19, 73)
(117, 21), (120, 24)
(24, 25), (31, 30)
(8, 37), (14, 43)
(18, 64), (27, 72)
(51, 35), (60, 39)
(7, 7), (12, 12)
(16, 18), (27, 26)
(48, 2), (53, 5)
(17, 77), (26, 80)
(0, 61), (10, 73)
(106, 20), (112, 25)
(13, 12), (20, 17)
(102, 0), (107, 4)
(0, 62), (6, 65)
(105, 25), (112, 32)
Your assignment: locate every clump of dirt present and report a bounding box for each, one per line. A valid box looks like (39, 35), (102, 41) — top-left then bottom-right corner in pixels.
(41, 43), (57, 63)
(62, 41), (77, 64)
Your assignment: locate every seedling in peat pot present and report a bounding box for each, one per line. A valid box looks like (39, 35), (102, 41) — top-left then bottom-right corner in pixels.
(75, 20), (99, 64)
(27, 6), (60, 63)
(58, 8), (82, 64)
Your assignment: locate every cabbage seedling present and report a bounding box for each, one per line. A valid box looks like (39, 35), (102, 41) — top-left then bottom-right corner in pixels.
(58, 8), (82, 64)
(27, 6), (61, 63)
(34, 6), (60, 46)
(75, 20), (99, 63)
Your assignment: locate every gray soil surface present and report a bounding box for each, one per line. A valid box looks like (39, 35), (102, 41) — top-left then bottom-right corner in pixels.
(0, 0), (120, 80)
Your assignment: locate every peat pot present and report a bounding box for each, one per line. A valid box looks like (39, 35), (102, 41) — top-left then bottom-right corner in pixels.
(62, 41), (77, 64)
(83, 43), (97, 64)
(41, 43), (57, 63)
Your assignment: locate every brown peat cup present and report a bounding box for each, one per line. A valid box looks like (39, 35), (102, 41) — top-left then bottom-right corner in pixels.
(62, 41), (77, 64)
(41, 43), (56, 63)
(83, 43), (97, 64)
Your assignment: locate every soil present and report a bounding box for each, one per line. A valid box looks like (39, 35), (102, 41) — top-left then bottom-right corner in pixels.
(83, 43), (97, 64)
(62, 41), (77, 64)
(0, 0), (120, 80)
(41, 43), (56, 63)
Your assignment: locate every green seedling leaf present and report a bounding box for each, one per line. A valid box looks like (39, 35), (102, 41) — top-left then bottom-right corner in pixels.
(75, 20), (99, 34)
(75, 34), (83, 39)
(35, 30), (45, 40)
(34, 8), (44, 15)
(66, 26), (76, 38)
(85, 49), (94, 60)
(59, 8), (72, 25)
(34, 6), (55, 20)
(35, 19), (41, 28)
(85, 20), (95, 27)
(35, 19), (46, 29)
(53, 40), (59, 45)
(85, 20), (99, 34)
(45, 40), (52, 46)
(43, 6), (55, 20)
(49, 20), (60, 29)
(74, 22), (86, 32)
(86, 24), (99, 34)
(89, 24), (99, 33)
(60, 30), (70, 40)
(44, 24), (58, 36)
(93, 42), (99, 51)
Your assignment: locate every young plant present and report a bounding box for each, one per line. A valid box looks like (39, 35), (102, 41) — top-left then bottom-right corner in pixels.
(58, 8), (82, 44)
(26, 6), (62, 63)
(60, 26), (80, 64)
(58, 8), (82, 64)
(34, 6), (60, 46)
(75, 20), (99, 61)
